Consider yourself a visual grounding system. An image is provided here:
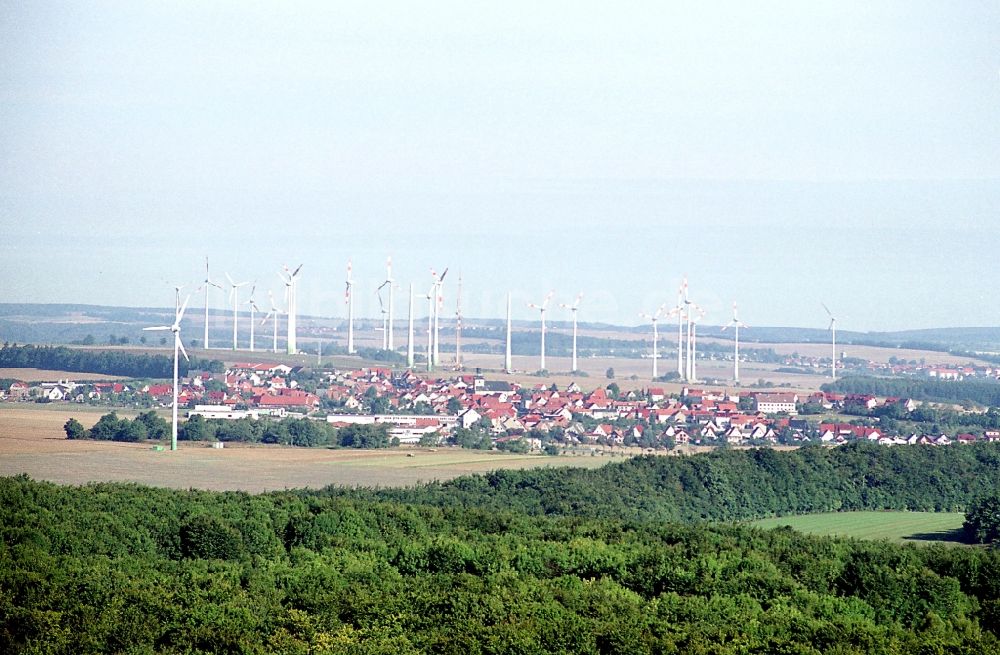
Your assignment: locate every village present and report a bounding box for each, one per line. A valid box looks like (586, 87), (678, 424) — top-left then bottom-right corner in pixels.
(5, 358), (1000, 451)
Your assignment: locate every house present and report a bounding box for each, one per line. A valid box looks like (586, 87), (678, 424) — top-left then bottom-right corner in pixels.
(754, 393), (798, 415)
(458, 408), (482, 429)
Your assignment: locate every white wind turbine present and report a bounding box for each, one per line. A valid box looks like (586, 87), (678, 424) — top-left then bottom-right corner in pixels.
(279, 264), (303, 354)
(675, 281), (686, 378)
(407, 283), (415, 369)
(560, 293), (583, 373)
(527, 291), (555, 372)
(201, 257), (222, 349)
(721, 302), (749, 384)
(681, 278), (696, 381)
(245, 284), (259, 353)
(505, 292), (513, 373)
(377, 256), (395, 351)
(823, 302), (837, 381)
(225, 273), (249, 350)
(345, 260), (355, 354)
(454, 272), (463, 369)
(639, 303), (667, 380)
(690, 306), (707, 382)
(260, 291), (281, 353)
(430, 267), (448, 367)
(375, 285), (389, 350)
(425, 282), (435, 372)
(143, 294), (191, 451)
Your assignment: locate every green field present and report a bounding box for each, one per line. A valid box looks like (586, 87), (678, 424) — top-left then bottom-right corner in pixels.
(751, 511), (969, 545)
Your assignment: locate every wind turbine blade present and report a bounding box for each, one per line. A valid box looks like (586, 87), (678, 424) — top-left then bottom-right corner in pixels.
(144, 326), (171, 331)
(821, 302), (832, 316)
(226, 272), (235, 286)
(177, 337), (190, 362)
(292, 264), (303, 277)
(177, 295), (191, 322)
(439, 267), (449, 282)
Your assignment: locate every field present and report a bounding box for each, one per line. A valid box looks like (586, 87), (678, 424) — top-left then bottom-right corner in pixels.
(751, 511), (968, 545)
(0, 404), (611, 491)
(0, 367), (123, 382)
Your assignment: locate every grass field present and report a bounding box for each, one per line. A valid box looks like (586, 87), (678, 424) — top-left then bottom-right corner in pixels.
(751, 511), (969, 545)
(0, 404), (613, 491)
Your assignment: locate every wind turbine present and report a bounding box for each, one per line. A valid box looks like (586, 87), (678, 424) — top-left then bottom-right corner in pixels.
(560, 293), (583, 373)
(345, 260), (355, 354)
(425, 283), (435, 372)
(381, 257), (395, 351)
(375, 285), (389, 350)
(675, 281), (686, 378)
(454, 272), (464, 369)
(407, 283), (415, 369)
(260, 291), (281, 353)
(279, 264), (303, 354)
(225, 273), (249, 350)
(680, 278), (696, 381)
(527, 291), (555, 372)
(430, 267), (448, 367)
(245, 284), (259, 353)
(690, 306), (707, 382)
(143, 294), (190, 451)
(201, 257), (222, 349)
(505, 292), (513, 373)
(721, 302), (749, 384)
(823, 303), (837, 381)
(639, 303), (667, 380)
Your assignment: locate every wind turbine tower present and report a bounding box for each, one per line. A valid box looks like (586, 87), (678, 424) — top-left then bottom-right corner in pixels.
(226, 273), (249, 350)
(639, 303), (666, 380)
(690, 307), (706, 382)
(505, 292), (513, 373)
(455, 272), (463, 369)
(722, 302), (749, 384)
(280, 264), (303, 354)
(675, 282), (686, 377)
(143, 294), (191, 451)
(202, 257), (222, 349)
(345, 260), (355, 354)
(560, 293), (583, 373)
(527, 291), (555, 372)
(245, 285), (259, 352)
(376, 257), (395, 351)
(431, 268), (448, 367)
(425, 283), (435, 372)
(407, 283), (415, 369)
(260, 291), (281, 354)
(823, 303), (837, 381)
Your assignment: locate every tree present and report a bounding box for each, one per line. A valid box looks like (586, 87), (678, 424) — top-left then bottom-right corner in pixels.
(607, 383), (620, 399)
(606, 367), (615, 379)
(964, 494), (1000, 544)
(63, 418), (86, 440)
(446, 397), (462, 414)
(338, 423), (391, 448)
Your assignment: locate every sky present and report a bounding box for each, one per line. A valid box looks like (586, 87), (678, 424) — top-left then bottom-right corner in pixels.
(1, 1), (998, 331)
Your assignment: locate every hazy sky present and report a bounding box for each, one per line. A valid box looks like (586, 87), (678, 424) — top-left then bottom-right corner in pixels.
(2, 1), (998, 331)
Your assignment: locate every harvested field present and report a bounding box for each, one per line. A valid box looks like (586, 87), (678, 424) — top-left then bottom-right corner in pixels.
(0, 404), (610, 491)
(0, 368), (124, 382)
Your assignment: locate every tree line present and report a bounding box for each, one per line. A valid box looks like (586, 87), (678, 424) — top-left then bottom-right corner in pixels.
(65, 412), (397, 449)
(824, 375), (1000, 407)
(7, 473), (1000, 653)
(365, 441), (1000, 522)
(0, 343), (224, 378)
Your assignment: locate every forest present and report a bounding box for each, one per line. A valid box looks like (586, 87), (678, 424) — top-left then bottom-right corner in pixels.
(824, 375), (1000, 407)
(0, 344), (224, 378)
(9, 443), (1000, 651)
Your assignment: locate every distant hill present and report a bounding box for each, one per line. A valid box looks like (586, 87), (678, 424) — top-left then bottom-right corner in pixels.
(2, 303), (1000, 354)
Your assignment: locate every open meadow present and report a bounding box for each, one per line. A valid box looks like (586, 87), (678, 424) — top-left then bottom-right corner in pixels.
(751, 511), (969, 545)
(0, 404), (611, 491)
